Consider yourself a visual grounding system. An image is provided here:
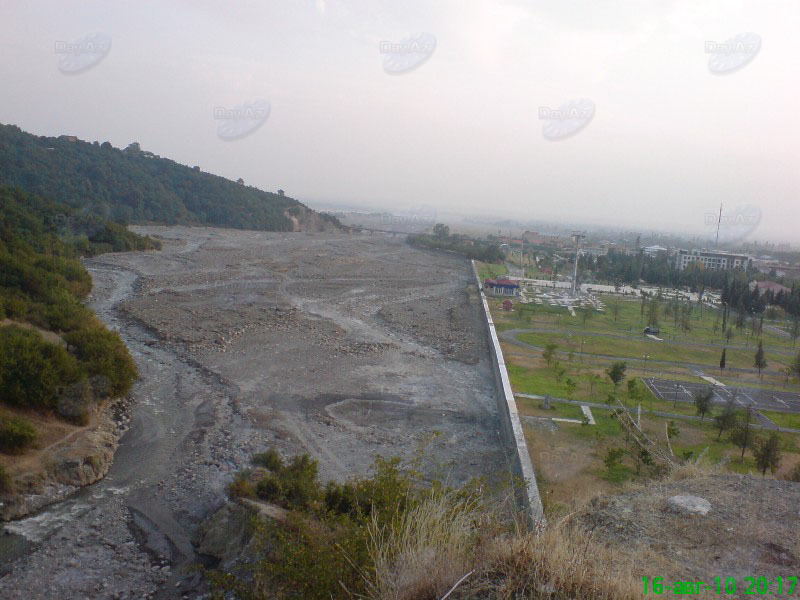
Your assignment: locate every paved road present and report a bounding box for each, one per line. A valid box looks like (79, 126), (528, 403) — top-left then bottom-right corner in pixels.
(643, 377), (800, 414)
(516, 393), (800, 433)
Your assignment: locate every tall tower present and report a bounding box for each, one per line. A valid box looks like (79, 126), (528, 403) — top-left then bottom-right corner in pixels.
(571, 231), (585, 297)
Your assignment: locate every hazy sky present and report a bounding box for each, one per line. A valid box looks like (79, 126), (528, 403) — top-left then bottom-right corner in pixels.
(1, 1), (798, 242)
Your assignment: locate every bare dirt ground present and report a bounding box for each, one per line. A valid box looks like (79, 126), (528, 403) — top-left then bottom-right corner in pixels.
(0, 227), (505, 599)
(579, 474), (800, 599)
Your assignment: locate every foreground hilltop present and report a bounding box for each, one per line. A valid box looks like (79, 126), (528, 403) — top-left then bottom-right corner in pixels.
(0, 123), (340, 233)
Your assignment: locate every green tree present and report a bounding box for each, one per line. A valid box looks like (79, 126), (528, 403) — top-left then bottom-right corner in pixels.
(693, 388), (713, 420)
(606, 361), (627, 389)
(432, 223), (450, 239)
(633, 447), (654, 475)
(565, 377), (577, 398)
(791, 352), (800, 380)
(627, 378), (641, 404)
(646, 298), (659, 327)
(581, 307), (593, 328)
(790, 318), (800, 348)
(714, 396), (738, 441)
(724, 327), (735, 345)
(542, 342), (558, 366)
(604, 448), (625, 470)
(610, 301), (621, 322)
(753, 432), (782, 476)
(667, 420), (680, 441)
(729, 407), (756, 463)
(754, 340), (767, 378)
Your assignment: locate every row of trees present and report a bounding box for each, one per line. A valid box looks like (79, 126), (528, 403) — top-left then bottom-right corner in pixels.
(409, 225), (504, 262)
(579, 249), (800, 318)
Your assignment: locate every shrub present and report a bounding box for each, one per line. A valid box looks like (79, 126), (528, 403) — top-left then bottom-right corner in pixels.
(0, 326), (82, 409)
(0, 464), (12, 493)
(252, 448), (283, 471)
(228, 473), (256, 499)
(64, 325), (138, 397)
(256, 474), (284, 503)
(787, 463), (800, 483)
(0, 414), (38, 453)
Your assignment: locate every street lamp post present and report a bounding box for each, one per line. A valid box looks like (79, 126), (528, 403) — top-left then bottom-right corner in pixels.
(673, 382), (679, 408)
(579, 339), (586, 363)
(642, 354), (650, 377)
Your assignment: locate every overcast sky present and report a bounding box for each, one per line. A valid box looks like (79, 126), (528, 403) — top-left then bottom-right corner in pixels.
(1, 1), (798, 243)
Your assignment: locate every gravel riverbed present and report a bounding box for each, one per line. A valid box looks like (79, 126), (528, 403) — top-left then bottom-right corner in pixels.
(0, 227), (506, 599)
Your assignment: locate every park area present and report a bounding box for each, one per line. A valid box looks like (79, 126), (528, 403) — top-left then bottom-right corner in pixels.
(475, 262), (800, 513)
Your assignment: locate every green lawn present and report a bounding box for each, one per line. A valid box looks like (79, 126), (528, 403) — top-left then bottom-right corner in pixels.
(760, 410), (800, 430)
(516, 330), (789, 371)
(476, 261), (508, 281)
(504, 295), (798, 352)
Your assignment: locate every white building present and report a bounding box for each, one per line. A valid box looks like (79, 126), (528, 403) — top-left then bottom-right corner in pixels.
(675, 249), (749, 271)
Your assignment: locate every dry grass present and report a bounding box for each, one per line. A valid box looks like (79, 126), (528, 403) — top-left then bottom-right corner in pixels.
(366, 490), (484, 600)
(665, 454), (722, 481)
(467, 518), (644, 599)
(363, 458), (737, 600)
(364, 488), (644, 600)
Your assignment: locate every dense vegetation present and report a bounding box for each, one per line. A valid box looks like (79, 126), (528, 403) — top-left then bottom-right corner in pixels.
(410, 224), (504, 263)
(215, 449), (498, 599)
(581, 249), (800, 316)
(0, 185), (153, 453)
(0, 123), (338, 231)
(210, 448), (661, 599)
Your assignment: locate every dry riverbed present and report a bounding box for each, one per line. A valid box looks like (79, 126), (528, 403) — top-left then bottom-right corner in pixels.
(0, 227), (505, 599)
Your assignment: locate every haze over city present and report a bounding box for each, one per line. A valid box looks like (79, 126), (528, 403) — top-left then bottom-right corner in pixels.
(1, 0), (798, 242)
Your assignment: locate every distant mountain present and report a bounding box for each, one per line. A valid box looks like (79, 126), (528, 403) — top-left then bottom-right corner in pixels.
(0, 124), (340, 232)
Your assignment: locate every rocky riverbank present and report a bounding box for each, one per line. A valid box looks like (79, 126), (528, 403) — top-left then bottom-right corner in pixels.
(0, 395), (133, 521)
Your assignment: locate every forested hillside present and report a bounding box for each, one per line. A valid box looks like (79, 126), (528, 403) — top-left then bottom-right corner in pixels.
(0, 123), (339, 232)
(0, 186), (159, 469)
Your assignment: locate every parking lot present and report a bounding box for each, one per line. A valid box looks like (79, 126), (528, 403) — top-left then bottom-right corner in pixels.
(643, 377), (800, 414)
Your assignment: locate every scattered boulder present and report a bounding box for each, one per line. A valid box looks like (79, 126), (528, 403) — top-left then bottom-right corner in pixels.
(194, 503), (254, 565)
(666, 495), (711, 516)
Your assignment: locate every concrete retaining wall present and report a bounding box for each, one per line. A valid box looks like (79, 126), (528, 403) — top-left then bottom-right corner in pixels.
(471, 261), (545, 527)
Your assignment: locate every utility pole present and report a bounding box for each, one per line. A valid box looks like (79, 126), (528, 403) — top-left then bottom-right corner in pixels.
(715, 203), (722, 248)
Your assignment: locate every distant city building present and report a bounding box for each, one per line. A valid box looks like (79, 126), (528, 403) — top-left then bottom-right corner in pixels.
(484, 278), (520, 296)
(675, 249), (749, 271)
(643, 245), (669, 256)
(521, 231), (565, 247)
